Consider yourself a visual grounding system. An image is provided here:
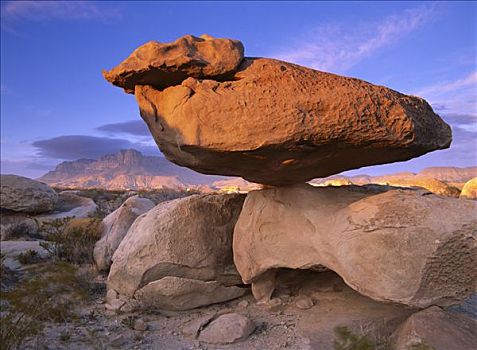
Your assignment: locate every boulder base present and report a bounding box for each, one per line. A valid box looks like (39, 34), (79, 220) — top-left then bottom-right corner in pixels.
(94, 196), (155, 271)
(107, 193), (245, 310)
(233, 184), (477, 307)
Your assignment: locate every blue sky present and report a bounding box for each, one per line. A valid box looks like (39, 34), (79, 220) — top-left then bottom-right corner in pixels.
(1, 1), (476, 178)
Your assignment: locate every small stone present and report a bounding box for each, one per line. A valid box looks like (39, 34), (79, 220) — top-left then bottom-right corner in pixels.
(295, 296), (314, 310)
(110, 334), (126, 348)
(133, 318), (147, 331)
(238, 300), (249, 308)
(197, 313), (255, 344)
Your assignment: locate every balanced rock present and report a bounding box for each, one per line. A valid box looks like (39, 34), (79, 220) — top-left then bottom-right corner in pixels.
(107, 193), (246, 310)
(103, 34), (244, 93)
(233, 184), (477, 307)
(104, 35), (451, 185)
(94, 196), (155, 271)
(392, 306), (477, 350)
(0, 175), (58, 213)
(460, 177), (477, 200)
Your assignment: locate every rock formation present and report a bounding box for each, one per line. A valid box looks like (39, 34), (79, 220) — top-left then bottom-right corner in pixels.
(1, 175), (58, 213)
(104, 35), (451, 186)
(233, 184), (477, 307)
(103, 35), (244, 93)
(94, 195), (155, 271)
(35, 192), (97, 224)
(460, 177), (477, 200)
(392, 306), (477, 350)
(107, 193), (246, 310)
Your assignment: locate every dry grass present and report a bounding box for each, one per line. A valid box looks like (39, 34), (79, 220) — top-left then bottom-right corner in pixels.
(0, 261), (92, 350)
(40, 218), (103, 265)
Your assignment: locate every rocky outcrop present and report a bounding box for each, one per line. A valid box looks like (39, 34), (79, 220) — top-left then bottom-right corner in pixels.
(0, 175), (58, 213)
(35, 192), (97, 223)
(104, 35), (451, 186)
(460, 177), (477, 200)
(103, 35), (244, 93)
(233, 184), (477, 307)
(392, 306), (477, 350)
(0, 212), (38, 240)
(107, 193), (246, 310)
(365, 176), (460, 197)
(94, 196), (155, 271)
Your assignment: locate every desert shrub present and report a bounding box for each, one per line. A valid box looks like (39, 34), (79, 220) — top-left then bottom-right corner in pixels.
(0, 254), (18, 291)
(15, 250), (44, 265)
(41, 218), (103, 265)
(334, 326), (381, 350)
(0, 261), (91, 349)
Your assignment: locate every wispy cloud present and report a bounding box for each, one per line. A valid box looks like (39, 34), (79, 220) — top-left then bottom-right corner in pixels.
(31, 135), (158, 160)
(412, 71), (477, 117)
(1, 1), (121, 31)
(272, 4), (436, 73)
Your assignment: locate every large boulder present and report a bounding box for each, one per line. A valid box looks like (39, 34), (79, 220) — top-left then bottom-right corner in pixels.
(103, 34), (244, 93)
(107, 193), (246, 310)
(104, 35), (451, 186)
(0, 175), (58, 213)
(392, 306), (477, 350)
(233, 184), (477, 308)
(460, 177), (477, 200)
(93, 196), (155, 271)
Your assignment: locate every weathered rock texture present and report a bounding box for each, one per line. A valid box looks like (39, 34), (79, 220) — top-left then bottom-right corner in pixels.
(107, 193), (246, 310)
(103, 35), (244, 93)
(460, 177), (477, 200)
(233, 184), (477, 308)
(392, 306), (477, 350)
(94, 196), (155, 271)
(103, 35), (452, 185)
(0, 175), (58, 213)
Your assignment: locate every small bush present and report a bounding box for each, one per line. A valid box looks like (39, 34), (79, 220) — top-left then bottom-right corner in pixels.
(15, 250), (42, 265)
(0, 261), (91, 349)
(41, 218), (103, 265)
(334, 326), (376, 350)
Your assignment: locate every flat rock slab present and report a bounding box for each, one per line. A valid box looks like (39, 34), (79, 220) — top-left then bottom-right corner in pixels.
(103, 35), (451, 185)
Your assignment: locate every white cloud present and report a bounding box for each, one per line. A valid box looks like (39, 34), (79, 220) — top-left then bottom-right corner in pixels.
(412, 71), (477, 117)
(1, 1), (120, 30)
(272, 4), (436, 73)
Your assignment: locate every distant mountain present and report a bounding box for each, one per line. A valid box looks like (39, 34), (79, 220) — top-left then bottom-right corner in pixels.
(310, 166), (477, 196)
(38, 149), (228, 190)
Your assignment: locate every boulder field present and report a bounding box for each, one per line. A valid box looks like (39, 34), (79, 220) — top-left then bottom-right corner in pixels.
(101, 34), (477, 343)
